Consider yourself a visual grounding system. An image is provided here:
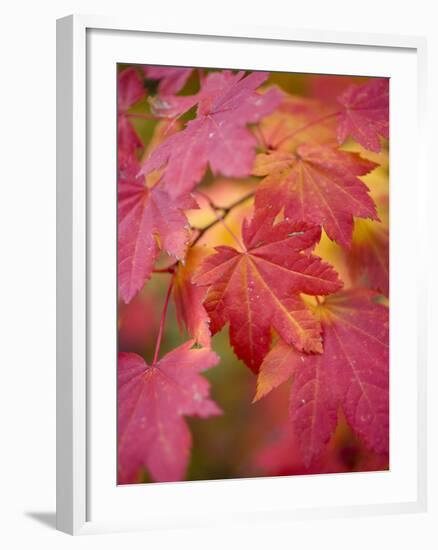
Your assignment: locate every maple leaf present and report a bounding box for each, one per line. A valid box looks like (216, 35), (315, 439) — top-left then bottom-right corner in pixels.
(254, 145), (379, 247)
(118, 68), (146, 155)
(143, 66), (193, 95)
(140, 70), (282, 199)
(118, 341), (221, 483)
(173, 247), (211, 347)
(193, 211), (343, 372)
(337, 78), (389, 152)
(255, 289), (389, 464)
(118, 156), (195, 303)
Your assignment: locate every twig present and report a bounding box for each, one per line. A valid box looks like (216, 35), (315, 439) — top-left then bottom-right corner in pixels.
(153, 266), (175, 274)
(195, 190), (223, 212)
(195, 191), (244, 250)
(192, 190), (255, 248)
(152, 190), (256, 273)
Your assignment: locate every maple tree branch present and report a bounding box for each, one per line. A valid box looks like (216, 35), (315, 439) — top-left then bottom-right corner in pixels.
(152, 273), (175, 364)
(152, 190), (255, 274)
(196, 189), (255, 216)
(153, 266), (175, 274)
(192, 190), (255, 247)
(195, 191), (245, 250)
(274, 110), (340, 149)
(221, 190), (256, 214)
(195, 190), (222, 212)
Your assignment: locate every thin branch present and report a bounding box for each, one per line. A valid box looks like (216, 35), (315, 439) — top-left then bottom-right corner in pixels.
(151, 190), (256, 273)
(195, 190), (223, 212)
(221, 190), (255, 214)
(152, 273), (175, 364)
(192, 190), (255, 248)
(153, 266), (175, 274)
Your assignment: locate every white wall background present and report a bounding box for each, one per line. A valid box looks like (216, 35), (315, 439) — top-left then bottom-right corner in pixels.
(0, 1), (436, 548)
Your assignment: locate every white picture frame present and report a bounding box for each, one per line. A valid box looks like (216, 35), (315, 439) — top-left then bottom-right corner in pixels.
(56, 14), (428, 535)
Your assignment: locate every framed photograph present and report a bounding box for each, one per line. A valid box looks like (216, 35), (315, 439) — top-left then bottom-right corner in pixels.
(56, 15), (427, 535)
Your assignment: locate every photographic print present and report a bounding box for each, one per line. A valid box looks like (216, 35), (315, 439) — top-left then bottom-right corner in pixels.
(117, 65), (389, 485)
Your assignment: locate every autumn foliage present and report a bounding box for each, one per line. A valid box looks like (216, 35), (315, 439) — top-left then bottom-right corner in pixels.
(117, 66), (389, 484)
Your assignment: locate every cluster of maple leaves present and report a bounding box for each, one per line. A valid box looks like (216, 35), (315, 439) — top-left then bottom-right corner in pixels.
(117, 65), (389, 483)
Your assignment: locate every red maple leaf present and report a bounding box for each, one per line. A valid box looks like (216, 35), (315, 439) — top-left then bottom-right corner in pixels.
(337, 78), (389, 153)
(118, 156), (195, 303)
(118, 68), (146, 156)
(140, 70), (282, 198)
(255, 289), (389, 465)
(143, 66), (193, 95)
(193, 211), (342, 372)
(253, 145), (378, 247)
(118, 341), (221, 483)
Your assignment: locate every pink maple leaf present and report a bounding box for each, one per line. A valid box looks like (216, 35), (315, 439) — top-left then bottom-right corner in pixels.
(140, 70), (282, 198)
(337, 78), (389, 152)
(118, 156), (195, 303)
(118, 341), (222, 483)
(255, 289), (389, 465)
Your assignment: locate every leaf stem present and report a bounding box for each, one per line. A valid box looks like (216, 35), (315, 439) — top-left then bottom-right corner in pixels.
(274, 110), (340, 149)
(152, 273), (175, 364)
(254, 125), (268, 151)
